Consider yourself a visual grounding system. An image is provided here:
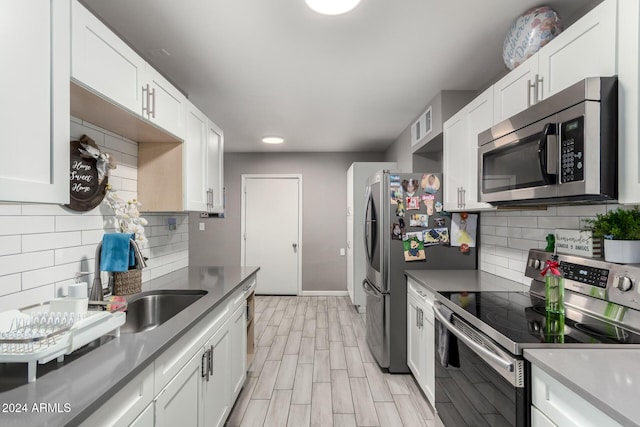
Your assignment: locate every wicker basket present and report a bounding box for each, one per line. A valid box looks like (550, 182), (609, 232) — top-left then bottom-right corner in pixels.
(113, 269), (142, 296)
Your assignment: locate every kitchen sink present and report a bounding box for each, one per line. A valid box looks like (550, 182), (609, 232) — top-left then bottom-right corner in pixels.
(121, 289), (208, 334)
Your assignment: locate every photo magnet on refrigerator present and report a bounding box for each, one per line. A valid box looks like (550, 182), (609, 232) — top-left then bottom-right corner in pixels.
(406, 196), (420, 210)
(391, 222), (404, 240)
(401, 179), (419, 197)
(403, 231), (426, 261)
(421, 174), (441, 194)
(410, 213), (429, 227)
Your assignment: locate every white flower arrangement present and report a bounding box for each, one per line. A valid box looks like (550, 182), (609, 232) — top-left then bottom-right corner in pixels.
(104, 185), (148, 242)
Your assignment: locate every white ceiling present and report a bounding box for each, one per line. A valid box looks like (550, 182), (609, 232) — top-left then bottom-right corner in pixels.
(81, 0), (599, 153)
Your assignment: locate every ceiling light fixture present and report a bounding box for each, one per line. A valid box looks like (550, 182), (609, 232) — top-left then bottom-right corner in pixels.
(262, 136), (285, 144)
(305, 0), (361, 16)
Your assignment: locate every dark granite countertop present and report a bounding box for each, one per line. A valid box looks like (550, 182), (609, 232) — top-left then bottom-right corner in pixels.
(0, 265), (259, 426)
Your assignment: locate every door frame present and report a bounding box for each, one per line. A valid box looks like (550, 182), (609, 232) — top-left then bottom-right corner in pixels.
(240, 174), (303, 295)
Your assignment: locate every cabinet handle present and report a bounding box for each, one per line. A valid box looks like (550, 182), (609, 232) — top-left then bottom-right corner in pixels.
(536, 75), (544, 103)
(456, 187), (461, 208)
(420, 308), (424, 328)
(201, 351), (208, 379)
(527, 79), (535, 107)
(416, 307), (420, 328)
(150, 87), (156, 118)
(142, 84), (150, 117)
(461, 187), (466, 209)
(208, 345), (213, 379)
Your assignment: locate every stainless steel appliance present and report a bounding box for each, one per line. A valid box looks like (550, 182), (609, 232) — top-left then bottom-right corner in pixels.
(478, 77), (617, 205)
(363, 170), (476, 373)
(434, 249), (640, 427)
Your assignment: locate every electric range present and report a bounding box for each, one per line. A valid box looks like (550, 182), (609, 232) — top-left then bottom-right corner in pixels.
(433, 249), (640, 427)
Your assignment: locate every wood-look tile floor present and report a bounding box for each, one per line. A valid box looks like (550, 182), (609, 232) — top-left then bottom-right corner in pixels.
(226, 296), (436, 427)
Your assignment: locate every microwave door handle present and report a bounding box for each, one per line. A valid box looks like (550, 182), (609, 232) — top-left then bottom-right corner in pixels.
(538, 123), (557, 185)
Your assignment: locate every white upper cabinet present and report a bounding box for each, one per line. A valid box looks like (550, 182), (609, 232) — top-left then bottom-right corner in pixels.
(207, 120), (225, 214)
(0, 0), (70, 204)
(493, 56), (539, 123)
(617, 0), (640, 204)
(443, 87), (495, 212)
(143, 65), (186, 139)
(442, 110), (467, 212)
(71, 0), (145, 115)
(184, 102), (209, 212)
(71, 0), (185, 140)
(183, 102), (225, 213)
(493, 0), (617, 123)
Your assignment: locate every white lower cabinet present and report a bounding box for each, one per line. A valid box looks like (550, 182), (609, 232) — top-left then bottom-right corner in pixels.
(531, 364), (621, 427)
(203, 324), (232, 427)
(406, 278), (435, 407)
(130, 403), (155, 427)
(155, 351), (202, 427)
(230, 303), (248, 401)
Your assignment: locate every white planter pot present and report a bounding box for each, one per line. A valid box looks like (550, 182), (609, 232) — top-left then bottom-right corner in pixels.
(603, 240), (640, 264)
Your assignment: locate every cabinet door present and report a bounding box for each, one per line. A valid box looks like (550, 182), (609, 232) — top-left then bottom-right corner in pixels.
(618, 0), (640, 203)
(422, 299), (435, 407)
(202, 324), (231, 427)
(207, 120), (225, 213)
(230, 303), (247, 401)
(71, 0), (145, 115)
(493, 56), (538, 123)
(464, 88), (495, 211)
(0, 0), (69, 204)
(184, 102), (209, 211)
(144, 65), (186, 139)
(538, 0), (617, 100)
(155, 351), (203, 427)
(129, 403), (154, 427)
(406, 294), (424, 384)
(531, 406), (557, 427)
(442, 111), (468, 211)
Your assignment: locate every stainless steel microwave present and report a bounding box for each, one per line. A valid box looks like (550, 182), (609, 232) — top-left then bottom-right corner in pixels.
(478, 77), (617, 205)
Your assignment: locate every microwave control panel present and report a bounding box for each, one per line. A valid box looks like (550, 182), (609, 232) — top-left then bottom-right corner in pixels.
(560, 116), (584, 183)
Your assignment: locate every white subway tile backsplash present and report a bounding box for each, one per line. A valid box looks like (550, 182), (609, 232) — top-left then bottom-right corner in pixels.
(0, 204), (21, 215)
(507, 238), (540, 251)
(0, 121), (190, 310)
(0, 285), (55, 312)
(23, 262), (94, 290)
(22, 232), (82, 253)
(54, 245), (96, 266)
(0, 216), (54, 236)
(537, 216), (579, 229)
(479, 203), (639, 283)
(0, 251), (54, 276)
(56, 215), (106, 232)
(507, 217), (538, 228)
(482, 216), (508, 226)
(0, 274), (21, 297)
(482, 235), (508, 246)
(0, 236), (21, 256)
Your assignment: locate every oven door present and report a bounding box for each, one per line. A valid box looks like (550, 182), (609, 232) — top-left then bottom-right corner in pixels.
(479, 116), (558, 203)
(433, 302), (529, 427)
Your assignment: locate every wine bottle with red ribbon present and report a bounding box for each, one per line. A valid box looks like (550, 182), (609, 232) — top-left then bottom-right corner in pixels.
(541, 259), (565, 314)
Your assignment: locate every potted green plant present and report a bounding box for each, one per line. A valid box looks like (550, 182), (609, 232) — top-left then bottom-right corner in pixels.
(583, 207), (640, 263)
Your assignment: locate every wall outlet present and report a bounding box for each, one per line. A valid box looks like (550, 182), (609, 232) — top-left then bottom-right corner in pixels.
(200, 212), (209, 218)
(199, 223), (205, 231)
(340, 248), (346, 256)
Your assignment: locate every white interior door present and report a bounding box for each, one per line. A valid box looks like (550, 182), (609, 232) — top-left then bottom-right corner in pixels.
(242, 176), (301, 295)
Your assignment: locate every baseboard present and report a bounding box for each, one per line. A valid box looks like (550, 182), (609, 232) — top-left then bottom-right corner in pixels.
(299, 290), (349, 296)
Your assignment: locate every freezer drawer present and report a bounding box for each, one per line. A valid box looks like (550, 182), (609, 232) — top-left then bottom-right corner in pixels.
(363, 279), (390, 368)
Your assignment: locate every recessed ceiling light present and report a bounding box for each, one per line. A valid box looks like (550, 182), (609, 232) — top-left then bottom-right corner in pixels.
(305, 0), (361, 16)
(262, 136), (285, 144)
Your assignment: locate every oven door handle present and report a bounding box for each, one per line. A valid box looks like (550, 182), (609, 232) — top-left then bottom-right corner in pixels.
(433, 301), (515, 373)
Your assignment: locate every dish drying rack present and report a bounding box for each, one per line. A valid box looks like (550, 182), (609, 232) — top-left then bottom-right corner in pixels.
(0, 304), (125, 383)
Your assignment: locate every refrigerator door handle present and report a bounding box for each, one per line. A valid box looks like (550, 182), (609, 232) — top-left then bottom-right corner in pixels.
(362, 279), (381, 298)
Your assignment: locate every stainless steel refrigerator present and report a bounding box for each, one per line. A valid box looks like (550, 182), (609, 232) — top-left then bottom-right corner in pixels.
(363, 170), (477, 373)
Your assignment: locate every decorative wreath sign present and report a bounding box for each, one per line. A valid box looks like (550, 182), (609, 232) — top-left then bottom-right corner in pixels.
(65, 135), (116, 212)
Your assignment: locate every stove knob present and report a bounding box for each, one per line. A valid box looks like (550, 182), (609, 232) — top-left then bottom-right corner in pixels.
(533, 259), (541, 270)
(617, 276), (633, 292)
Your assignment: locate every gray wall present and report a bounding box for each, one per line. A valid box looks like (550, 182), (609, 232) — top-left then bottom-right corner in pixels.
(189, 152), (384, 292)
(383, 125), (413, 171)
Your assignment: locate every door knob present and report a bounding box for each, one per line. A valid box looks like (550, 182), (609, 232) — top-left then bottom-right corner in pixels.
(292, 243), (298, 249)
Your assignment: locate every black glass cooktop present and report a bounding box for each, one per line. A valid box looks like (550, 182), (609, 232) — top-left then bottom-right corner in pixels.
(438, 291), (640, 346)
